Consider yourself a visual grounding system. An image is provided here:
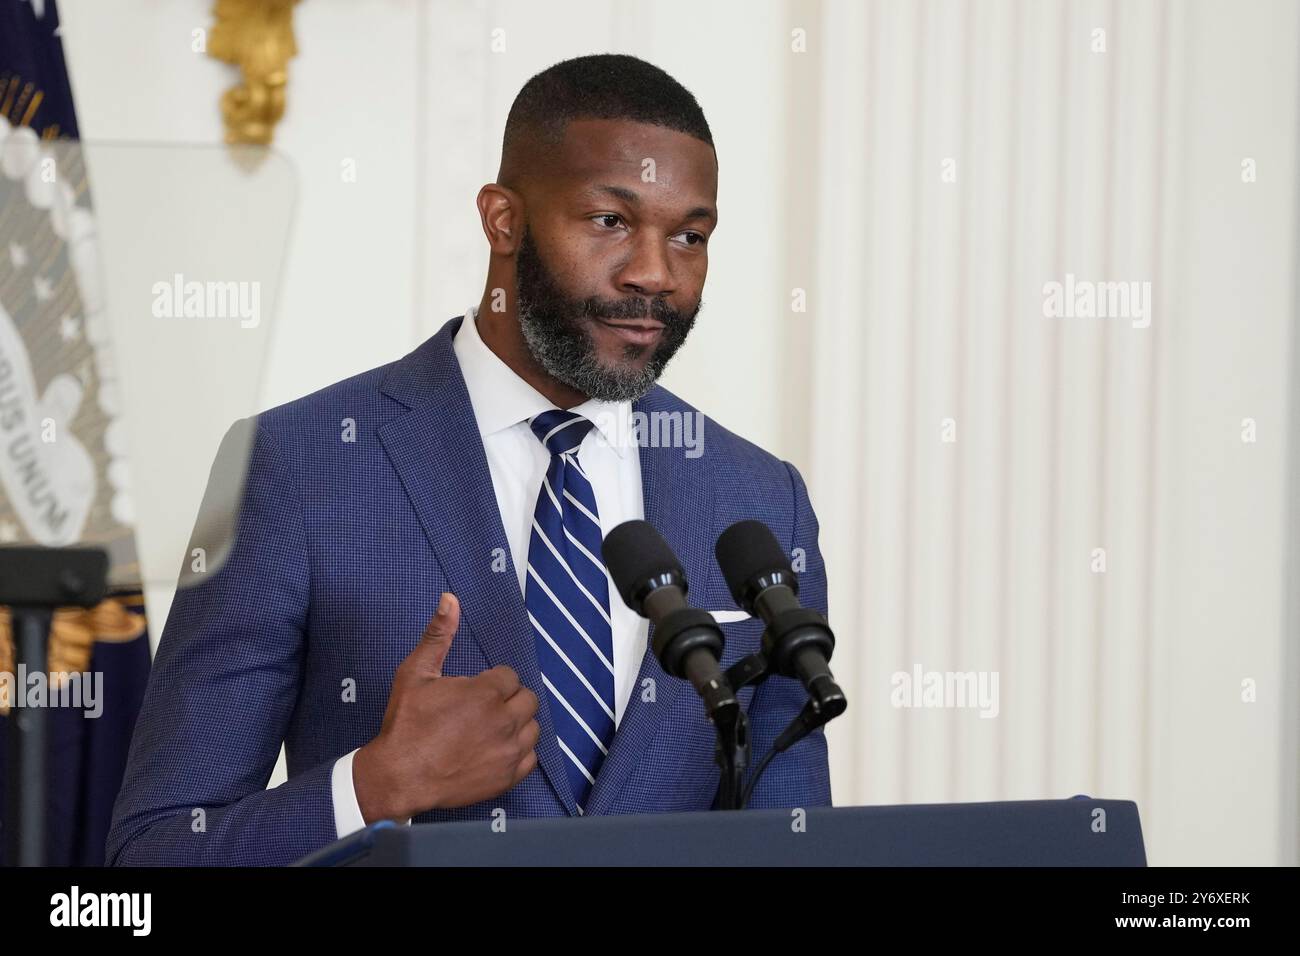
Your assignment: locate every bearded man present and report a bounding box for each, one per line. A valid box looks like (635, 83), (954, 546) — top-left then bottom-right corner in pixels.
(107, 53), (831, 866)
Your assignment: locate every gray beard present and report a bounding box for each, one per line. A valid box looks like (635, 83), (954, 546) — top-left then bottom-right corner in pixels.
(518, 309), (666, 403)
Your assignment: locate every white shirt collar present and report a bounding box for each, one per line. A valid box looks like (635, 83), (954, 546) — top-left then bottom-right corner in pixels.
(453, 305), (636, 458)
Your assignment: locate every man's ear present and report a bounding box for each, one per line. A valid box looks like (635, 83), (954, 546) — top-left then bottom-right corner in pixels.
(476, 183), (522, 253)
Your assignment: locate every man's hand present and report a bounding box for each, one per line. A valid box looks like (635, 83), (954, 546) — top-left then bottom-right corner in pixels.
(353, 592), (541, 823)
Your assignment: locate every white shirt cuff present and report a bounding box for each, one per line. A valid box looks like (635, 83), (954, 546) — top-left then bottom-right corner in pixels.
(331, 749), (368, 839)
(331, 747), (413, 839)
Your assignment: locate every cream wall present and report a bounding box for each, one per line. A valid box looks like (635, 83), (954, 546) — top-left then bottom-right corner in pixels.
(55, 0), (1299, 865)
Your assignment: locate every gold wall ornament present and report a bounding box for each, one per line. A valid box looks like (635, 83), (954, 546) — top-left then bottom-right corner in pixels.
(208, 0), (301, 147)
(0, 596), (147, 715)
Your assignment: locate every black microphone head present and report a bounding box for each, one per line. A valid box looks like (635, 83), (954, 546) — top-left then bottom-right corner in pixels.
(601, 520), (685, 612)
(715, 519), (796, 610)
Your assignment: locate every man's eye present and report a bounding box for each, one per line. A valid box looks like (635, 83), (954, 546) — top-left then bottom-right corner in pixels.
(593, 214), (624, 229)
(676, 232), (707, 247)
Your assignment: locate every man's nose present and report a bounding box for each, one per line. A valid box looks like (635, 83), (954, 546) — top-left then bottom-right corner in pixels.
(616, 234), (675, 297)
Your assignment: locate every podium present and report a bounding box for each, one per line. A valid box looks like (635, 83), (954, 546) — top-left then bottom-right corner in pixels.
(294, 798), (1146, 866)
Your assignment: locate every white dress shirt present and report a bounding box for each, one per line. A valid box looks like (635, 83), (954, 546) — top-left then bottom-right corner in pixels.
(331, 306), (649, 837)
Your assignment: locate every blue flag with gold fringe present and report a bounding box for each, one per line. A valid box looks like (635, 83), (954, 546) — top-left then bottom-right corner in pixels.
(0, 0), (153, 866)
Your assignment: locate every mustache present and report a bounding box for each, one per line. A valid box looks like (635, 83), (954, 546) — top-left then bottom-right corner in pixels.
(578, 295), (691, 325)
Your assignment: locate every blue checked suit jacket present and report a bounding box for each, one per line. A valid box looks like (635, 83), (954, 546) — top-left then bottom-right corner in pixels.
(107, 315), (832, 866)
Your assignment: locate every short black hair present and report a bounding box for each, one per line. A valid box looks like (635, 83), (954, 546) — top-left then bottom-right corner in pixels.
(500, 54), (714, 179)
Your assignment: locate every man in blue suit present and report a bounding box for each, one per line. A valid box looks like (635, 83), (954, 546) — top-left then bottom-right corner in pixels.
(107, 53), (831, 866)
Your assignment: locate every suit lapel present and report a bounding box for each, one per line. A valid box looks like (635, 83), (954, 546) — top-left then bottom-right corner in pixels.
(584, 389), (714, 815)
(377, 317), (578, 816)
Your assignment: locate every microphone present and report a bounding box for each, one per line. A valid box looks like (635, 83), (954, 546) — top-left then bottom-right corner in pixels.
(602, 520), (738, 722)
(714, 520), (846, 719)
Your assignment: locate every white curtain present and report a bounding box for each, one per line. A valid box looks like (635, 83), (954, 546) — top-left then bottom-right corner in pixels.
(805, 0), (1299, 865)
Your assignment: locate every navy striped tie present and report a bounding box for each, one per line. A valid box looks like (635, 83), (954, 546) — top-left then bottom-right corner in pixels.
(524, 409), (615, 813)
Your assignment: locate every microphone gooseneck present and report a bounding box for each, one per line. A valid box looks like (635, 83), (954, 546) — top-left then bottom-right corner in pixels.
(714, 520), (847, 720)
(602, 520), (738, 722)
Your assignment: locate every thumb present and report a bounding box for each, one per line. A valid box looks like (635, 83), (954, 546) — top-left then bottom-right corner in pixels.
(413, 592), (460, 676)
